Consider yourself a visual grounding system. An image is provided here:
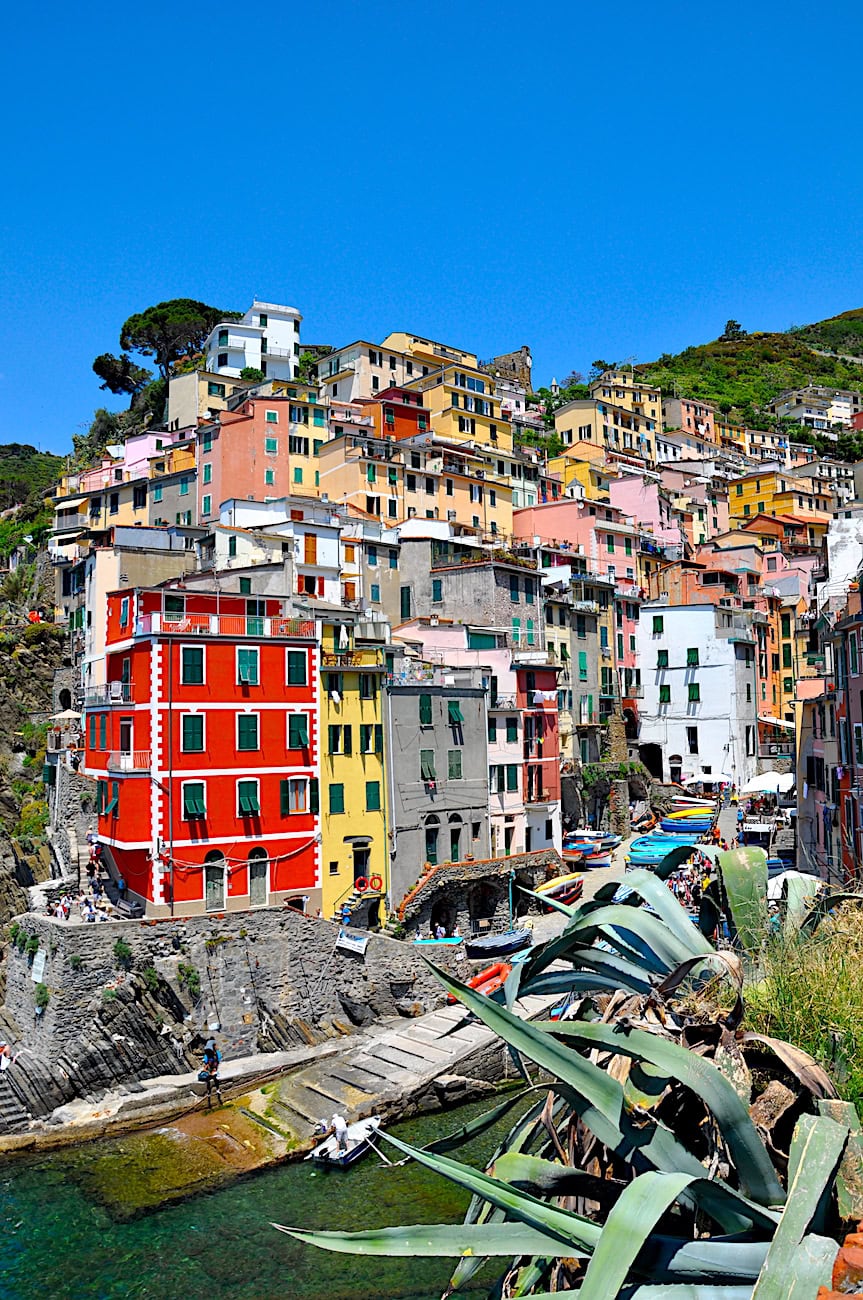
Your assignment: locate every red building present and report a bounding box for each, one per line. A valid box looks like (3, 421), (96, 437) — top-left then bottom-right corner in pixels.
(516, 663), (562, 850)
(85, 587), (320, 916)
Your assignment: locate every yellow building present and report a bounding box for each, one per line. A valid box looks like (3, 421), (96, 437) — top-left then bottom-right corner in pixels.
(318, 621), (389, 920)
(728, 469), (832, 545)
(403, 361), (512, 453)
(547, 445), (612, 501)
(553, 371), (659, 466)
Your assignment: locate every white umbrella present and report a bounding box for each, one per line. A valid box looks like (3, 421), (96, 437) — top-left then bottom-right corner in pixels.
(740, 772), (783, 795)
(767, 871), (821, 902)
(776, 773), (796, 793)
(51, 709), (82, 721)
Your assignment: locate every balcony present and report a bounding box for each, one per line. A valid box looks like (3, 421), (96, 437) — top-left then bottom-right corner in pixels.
(107, 750), (151, 773)
(135, 613), (316, 640)
(321, 648), (385, 668)
(622, 683), (644, 698)
(572, 600), (600, 614)
(85, 683), (132, 707)
(491, 694), (517, 709)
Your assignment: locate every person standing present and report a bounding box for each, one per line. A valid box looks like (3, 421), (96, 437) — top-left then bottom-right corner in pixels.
(202, 1038), (222, 1107)
(331, 1112), (349, 1155)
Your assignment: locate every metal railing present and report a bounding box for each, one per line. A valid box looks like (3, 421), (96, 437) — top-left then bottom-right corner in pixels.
(135, 613), (316, 640)
(107, 750), (151, 772)
(321, 649), (384, 668)
(85, 683), (132, 706)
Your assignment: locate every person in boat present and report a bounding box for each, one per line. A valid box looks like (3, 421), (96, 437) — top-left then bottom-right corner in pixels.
(332, 1112), (349, 1154)
(202, 1038), (222, 1107)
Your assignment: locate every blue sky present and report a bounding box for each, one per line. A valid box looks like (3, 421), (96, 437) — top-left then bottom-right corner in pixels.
(3, 0), (863, 454)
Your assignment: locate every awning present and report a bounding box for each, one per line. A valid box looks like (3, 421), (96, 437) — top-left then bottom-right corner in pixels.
(758, 715), (795, 731)
(56, 498), (87, 510)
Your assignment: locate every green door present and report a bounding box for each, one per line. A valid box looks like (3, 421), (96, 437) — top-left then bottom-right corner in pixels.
(249, 853), (267, 907)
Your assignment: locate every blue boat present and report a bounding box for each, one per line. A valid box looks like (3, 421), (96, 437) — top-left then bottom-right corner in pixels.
(465, 929), (532, 960)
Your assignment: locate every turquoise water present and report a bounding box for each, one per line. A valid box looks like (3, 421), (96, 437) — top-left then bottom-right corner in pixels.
(0, 1098), (514, 1299)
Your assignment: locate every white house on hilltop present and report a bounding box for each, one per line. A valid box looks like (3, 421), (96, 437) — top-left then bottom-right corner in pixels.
(204, 300), (302, 381)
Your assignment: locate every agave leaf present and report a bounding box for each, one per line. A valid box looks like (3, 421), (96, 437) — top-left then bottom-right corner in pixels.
(616, 869), (715, 957)
(740, 1033), (838, 1100)
(526, 1288), (755, 1299)
(749, 1113), (847, 1299)
(653, 842), (705, 881)
(716, 847), (768, 954)
(816, 1098), (863, 1220)
(799, 890), (863, 935)
(423, 1087), (533, 1155)
(656, 951), (743, 997)
(272, 1219), (581, 1258)
(504, 969), (649, 1002)
(578, 1171), (699, 1299)
(781, 874), (822, 937)
(568, 904), (702, 974)
(543, 1020), (785, 1207)
(517, 884), (580, 919)
(505, 897), (631, 1007)
(492, 1150), (626, 1204)
(426, 960), (769, 1232)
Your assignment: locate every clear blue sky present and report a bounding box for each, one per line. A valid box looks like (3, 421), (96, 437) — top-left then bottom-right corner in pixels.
(3, 0), (863, 454)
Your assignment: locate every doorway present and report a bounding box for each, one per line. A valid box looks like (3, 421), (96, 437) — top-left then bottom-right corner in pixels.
(249, 848), (268, 907)
(205, 851), (226, 911)
(353, 844), (371, 883)
(639, 743), (663, 781)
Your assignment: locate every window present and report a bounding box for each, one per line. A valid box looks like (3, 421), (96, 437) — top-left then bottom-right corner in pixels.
(366, 781), (381, 811)
(282, 649), (306, 687)
(506, 716), (518, 743)
(781, 613), (791, 638)
(652, 615), (664, 634)
(235, 779), (259, 816)
(525, 579), (534, 605)
(400, 586), (411, 619)
(851, 635), (859, 676)
(328, 724), (352, 755)
(202, 494), (212, 515)
(444, 748), (462, 780)
(265, 410), (278, 424)
(237, 713), (259, 751)
(688, 683), (700, 702)
(488, 716), (497, 742)
(202, 462), (213, 487)
(370, 583), (380, 603)
(578, 651), (588, 681)
(420, 749), (436, 781)
(659, 685), (671, 704)
(506, 764), (519, 792)
(288, 714), (309, 749)
(657, 649), (668, 669)
(782, 644), (793, 669)
(432, 578), (443, 603)
(686, 648), (699, 667)
(425, 824), (439, 865)
(265, 436), (278, 455)
(181, 646), (204, 684)
(360, 673), (376, 700)
(207, 384), (224, 400)
(509, 575), (520, 602)
(182, 783), (206, 819)
(419, 694), (432, 725)
(686, 726), (698, 754)
(329, 783), (345, 814)
(181, 714), (204, 752)
(576, 614), (586, 639)
(447, 701), (464, 725)
(120, 596), (130, 628)
(236, 647), (258, 685)
(280, 777), (307, 815)
(153, 484), (163, 503)
(179, 477), (189, 497)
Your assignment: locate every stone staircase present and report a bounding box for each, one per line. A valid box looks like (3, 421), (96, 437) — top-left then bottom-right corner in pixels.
(0, 1073), (31, 1133)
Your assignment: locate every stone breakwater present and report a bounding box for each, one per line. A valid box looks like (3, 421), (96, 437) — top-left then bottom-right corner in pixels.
(0, 908), (463, 1124)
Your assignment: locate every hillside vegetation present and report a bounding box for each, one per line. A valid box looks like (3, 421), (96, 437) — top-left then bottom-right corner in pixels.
(638, 317), (863, 429)
(792, 306), (863, 358)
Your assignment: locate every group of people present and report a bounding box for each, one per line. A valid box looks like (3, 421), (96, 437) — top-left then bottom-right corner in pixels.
(46, 881), (113, 923)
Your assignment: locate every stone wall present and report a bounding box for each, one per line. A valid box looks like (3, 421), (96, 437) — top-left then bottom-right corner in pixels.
(398, 848), (562, 937)
(0, 906), (463, 1118)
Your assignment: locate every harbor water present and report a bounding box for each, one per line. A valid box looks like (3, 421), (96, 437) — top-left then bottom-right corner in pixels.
(0, 1095), (519, 1299)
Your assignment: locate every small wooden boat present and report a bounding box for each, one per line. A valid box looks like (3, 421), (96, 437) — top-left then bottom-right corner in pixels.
(465, 929), (532, 960)
(447, 961), (512, 1004)
(536, 871), (583, 896)
(306, 1115), (382, 1167)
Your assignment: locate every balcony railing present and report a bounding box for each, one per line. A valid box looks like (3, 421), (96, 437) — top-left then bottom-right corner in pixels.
(135, 613), (316, 640)
(622, 683), (644, 698)
(491, 694), (517, 709)
(85, 683), (132, 707)
(107, 750), (151, 772)
(321, 648), (384, 668)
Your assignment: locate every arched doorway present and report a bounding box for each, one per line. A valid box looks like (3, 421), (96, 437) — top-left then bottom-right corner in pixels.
(448, 813), (462, 863)
(424, 815), (440, 866)
(469, 881), (498, 935)
(639, 743), (663, 781)
(249, 847), (268, 907)
(58, 688), (72, 711)
(204, 850), (226, 911)
(430, 895), (456, 936)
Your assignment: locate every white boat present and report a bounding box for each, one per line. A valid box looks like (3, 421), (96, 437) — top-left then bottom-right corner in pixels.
(306, 1115), (382, 1167)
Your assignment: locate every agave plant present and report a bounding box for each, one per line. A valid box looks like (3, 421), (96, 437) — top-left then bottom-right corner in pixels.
(275, 848), (863, 1297)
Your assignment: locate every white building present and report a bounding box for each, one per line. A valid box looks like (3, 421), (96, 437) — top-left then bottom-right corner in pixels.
(203, 301), (302, 380)
(216, 496), (342, 603)
(636, 602), (758, 789)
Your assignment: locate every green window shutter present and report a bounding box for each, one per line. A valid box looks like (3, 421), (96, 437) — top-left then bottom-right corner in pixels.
(238, 780), (260, 814)
(782, 644), (793, 668)
(419, 694), (432, 725)
(105, 781), (119, 815)
(238, 648), (258, 684)
(506, 717), (518, 743)
(488, 716), (497, 742)
(686, 648), (699, 667)
(420, 750), (436, 781)
(96, 780), (105, 814)
(329, 724), (341, 753)
(431, 578), (443, 603)
(367, 463), (376, 483)
(99, 713), (107, 750)
(289, 715), (309, 748)
(343, 725), (352, 755)
(506, 765), (518, 792)
(578, 651), (588, 681)
(309, 778), (319, 814)
(366, 781), (381, 811)
(374, 724), (383, 753)
(237, 714), (258, 750)
(182, 714), (203, 751)
(280, 779), (290, 816)
(657, 649), (668, 668)
(182, 646), (204, 684)
(388, 467), (398, 484)
(360, 724), (371, 752)
(653, 615), (664, 634)
(183, 783), (205, 818)
(329, 783), (345, 814)
(88, 714), (96, 748)
(447, 701), (464, 723)
(287, 650), (307, 685)
(688, 683), (700, 702)
(659, 685), (671, 704)
(448, 750), (462, 780)
(587, 694), (594, 718)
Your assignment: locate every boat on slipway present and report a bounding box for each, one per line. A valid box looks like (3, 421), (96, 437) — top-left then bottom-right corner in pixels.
(306, 1115), (383, 1168)
(464, 929), (532, 960)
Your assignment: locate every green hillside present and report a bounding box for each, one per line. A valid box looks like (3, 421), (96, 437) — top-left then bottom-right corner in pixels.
(0, 444), (63, 559)
(637, 317), (863, 429)
(791, 307), (863, 359)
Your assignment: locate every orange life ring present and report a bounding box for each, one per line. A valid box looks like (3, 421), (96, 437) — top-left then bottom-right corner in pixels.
(354, 876), (369, 893)
(369, 874), (383, 892)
